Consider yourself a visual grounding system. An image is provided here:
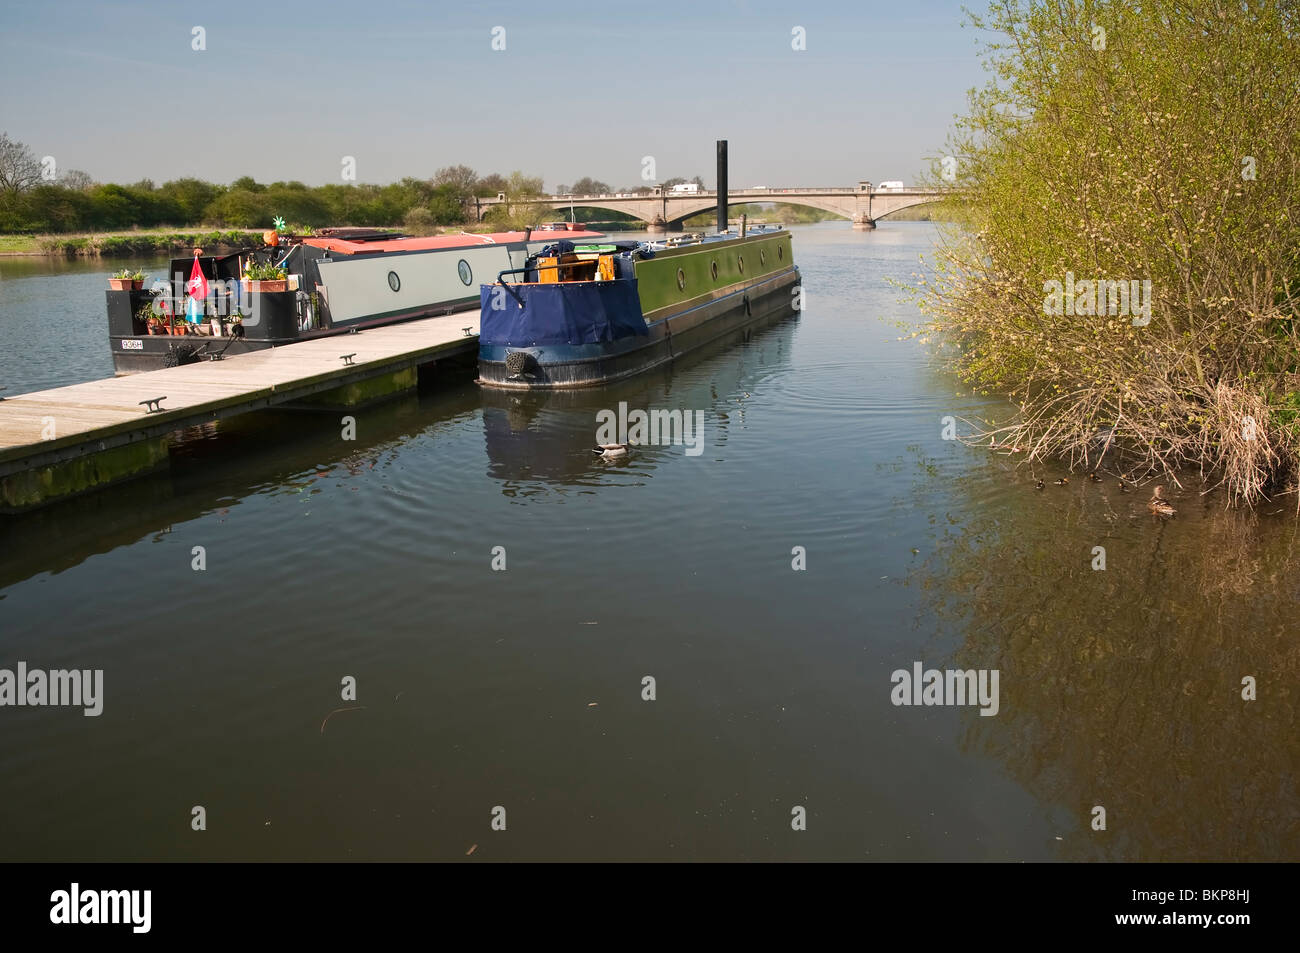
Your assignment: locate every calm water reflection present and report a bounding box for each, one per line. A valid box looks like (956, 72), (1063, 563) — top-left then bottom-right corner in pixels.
(0, 224), (1294, 861)
(0, 255), (171, 393)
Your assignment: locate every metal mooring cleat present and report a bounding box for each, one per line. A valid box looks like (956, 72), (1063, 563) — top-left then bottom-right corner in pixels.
(140, 397), (166, 413)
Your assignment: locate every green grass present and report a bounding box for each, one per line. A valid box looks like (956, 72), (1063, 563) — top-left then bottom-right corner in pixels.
(9, 229), (263, 257)
(0, 233), (40, 253)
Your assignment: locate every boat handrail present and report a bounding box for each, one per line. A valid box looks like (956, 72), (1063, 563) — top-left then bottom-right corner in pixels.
(493, 256), (613, 307)
(495, 267), (529, 308)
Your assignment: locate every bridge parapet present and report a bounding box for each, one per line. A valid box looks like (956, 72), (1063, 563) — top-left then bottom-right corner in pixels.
(473, 185), (952, 229)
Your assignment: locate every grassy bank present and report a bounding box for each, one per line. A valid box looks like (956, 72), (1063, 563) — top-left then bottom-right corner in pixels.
(0, 229), (261, 258)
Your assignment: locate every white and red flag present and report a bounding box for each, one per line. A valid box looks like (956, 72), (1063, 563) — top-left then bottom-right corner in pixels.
(186, 255), (208, 301)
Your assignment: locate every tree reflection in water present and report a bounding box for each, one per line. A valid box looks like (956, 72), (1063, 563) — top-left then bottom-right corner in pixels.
(905, 461), (1300, 861)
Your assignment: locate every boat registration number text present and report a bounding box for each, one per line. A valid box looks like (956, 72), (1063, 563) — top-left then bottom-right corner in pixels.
(120, 339), (143, 350)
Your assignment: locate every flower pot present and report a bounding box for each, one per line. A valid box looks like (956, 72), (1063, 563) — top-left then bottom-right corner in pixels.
(243, 279), (288, 293)
(109, 278), (133, 291)
(132, 279), (145, 290)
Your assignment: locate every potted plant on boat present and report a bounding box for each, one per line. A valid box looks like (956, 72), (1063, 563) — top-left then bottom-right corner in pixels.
(242, 260), (288, 293)
(109, 268), (147, 291)
(136, 285), (176, 334)
(135, 300), (165, 335)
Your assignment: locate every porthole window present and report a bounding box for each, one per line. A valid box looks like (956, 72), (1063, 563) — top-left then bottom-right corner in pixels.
(737, 255), (744, 274)
(710, 260), (718, 280)
(458, 259), (473, 286)
(387, 271), (401, 292)
(676, 268), (686, 291)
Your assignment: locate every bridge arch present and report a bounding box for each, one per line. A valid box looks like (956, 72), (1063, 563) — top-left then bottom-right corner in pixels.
(868, 194), (950, 220)
(662, 197), (859, 226)
(476, 197), (653, 222)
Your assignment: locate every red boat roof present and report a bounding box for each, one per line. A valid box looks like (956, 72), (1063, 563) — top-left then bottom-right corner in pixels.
(302, 228), (604, 255)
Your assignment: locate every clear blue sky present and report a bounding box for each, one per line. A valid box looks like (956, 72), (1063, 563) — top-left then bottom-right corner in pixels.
(0, 0), (988, 189)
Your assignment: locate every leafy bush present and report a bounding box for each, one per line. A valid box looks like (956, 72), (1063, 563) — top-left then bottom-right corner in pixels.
(915, 0), (1300, 504)
(402, 207), (436, 235)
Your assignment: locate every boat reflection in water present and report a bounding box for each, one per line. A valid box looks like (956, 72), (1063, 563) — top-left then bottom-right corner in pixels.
(0, 310), (801, 586)
(480, 308), (800, 495)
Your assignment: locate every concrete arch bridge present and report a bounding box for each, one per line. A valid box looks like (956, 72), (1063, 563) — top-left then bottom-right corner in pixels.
(473, 185), (950, 230)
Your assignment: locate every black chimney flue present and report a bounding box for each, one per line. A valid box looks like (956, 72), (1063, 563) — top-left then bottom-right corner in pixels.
(716, 139), (728, 235)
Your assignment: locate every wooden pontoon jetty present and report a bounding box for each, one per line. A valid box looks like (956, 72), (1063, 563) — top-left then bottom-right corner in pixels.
(0, 311), (478, 512)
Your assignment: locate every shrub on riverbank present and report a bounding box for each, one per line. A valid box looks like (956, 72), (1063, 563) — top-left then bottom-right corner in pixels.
(916, 0), (1300, 505)
(32, 230), (260, 257)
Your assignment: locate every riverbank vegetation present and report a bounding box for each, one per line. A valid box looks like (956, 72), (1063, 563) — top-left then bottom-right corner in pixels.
(916, 0), (1300, 505)
(682, 203), (845, 228)
(5, 229), (259, 257)
(0, 155), (505, 235)
(0, 142), (703, 241)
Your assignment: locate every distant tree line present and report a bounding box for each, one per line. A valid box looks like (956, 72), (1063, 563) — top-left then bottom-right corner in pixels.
(0, 133), (706, 234)
(0, 138), (513, 232)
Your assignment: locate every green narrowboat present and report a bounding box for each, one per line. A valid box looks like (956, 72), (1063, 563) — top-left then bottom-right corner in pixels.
(476, 227), (800, 388)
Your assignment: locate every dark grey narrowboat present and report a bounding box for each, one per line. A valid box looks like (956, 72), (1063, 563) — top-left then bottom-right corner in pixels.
(105, 226), (604, 374)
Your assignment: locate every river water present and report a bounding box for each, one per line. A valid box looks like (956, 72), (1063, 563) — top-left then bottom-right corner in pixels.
(0, 224), (1295, 861)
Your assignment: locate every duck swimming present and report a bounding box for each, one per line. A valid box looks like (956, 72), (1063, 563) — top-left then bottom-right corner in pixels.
(594, 444), (630, 460)
(1148, 485), (1176, 517)
(1053, 477), (1069, 485)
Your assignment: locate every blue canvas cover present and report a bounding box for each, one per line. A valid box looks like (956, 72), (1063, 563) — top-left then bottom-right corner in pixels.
(479, 279), (648, 346)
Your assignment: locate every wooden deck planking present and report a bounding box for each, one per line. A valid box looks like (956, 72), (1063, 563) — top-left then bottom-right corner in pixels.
(0, 310), (479, 468)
